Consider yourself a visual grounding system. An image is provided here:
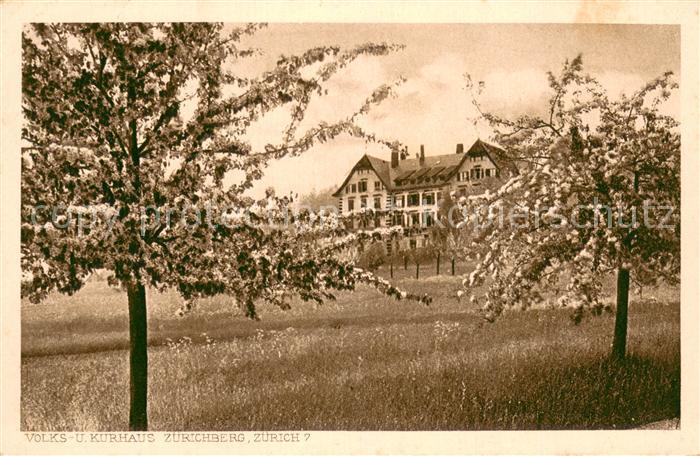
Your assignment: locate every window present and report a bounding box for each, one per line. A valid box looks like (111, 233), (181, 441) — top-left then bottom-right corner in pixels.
(394, 195), (404, 208)
(374, 181), (381, 191)
(407, 193), (420, 207)
(410, 212), (420, 226)
(351, 183), (357, 193)
(422, 192), (435, 206)
(409, 239), (417, 249)
(358, 180), (367, 193)
(374, 214), (381, 227)
(485, 169), (491, 177)
(347, 198), (355, 212)
(345, 185), (350, 194)
(423, 212), (434, 227)
(392, 213), (404, 226)
(457, 171), (469, 182)
(374, 196), (381, 209)
(471, 166), (482, 180)
(496, 169), (500, 178)
(360, 196), (367, 208)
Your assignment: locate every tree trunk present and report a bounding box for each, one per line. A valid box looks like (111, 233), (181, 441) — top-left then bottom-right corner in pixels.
(415, 262), (419, 279)
(612, 267), (630, 360)
(390, 260), (393, 279)
(127, 282), (148, 430)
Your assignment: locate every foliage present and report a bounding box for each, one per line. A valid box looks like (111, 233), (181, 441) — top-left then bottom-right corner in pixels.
(20, 23), (425, 315)
(432, 191), (470, 259)
(297, 186), (337, 212)
(460, 55), (680, 322)
(357, 241), (387, 272)
(20, 22), (430, 430)
(408, 246), (435, 264)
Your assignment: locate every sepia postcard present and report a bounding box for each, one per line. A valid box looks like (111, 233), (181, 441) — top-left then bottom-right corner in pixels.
(1, 1), (699, 455)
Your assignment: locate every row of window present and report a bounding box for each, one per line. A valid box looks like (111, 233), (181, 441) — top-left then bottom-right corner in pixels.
(346, 195), (384, 212)
(345, 211), (436, 229)
(347, 167), (498, 194)
(395, 191), (440, 208)
(346, 191), (441, 212)
(345, 179), (383, 194)
(456, 166), (499, 182)
(391, 211), (435, 227)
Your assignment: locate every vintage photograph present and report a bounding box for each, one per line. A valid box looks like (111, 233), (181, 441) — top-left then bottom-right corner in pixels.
(18, 21), (682, 436)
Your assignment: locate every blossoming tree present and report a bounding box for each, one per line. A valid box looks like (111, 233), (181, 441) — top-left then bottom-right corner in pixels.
(21, 23), (427, 430)
(459, 56), (680, 360)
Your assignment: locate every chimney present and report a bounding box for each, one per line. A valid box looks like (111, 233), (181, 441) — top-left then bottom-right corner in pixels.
(391, 150), (399, 168)
(419, 145), (425, 165)
(456, 143), (464, 154)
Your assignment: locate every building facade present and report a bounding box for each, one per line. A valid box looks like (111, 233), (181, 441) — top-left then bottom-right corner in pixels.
(332, 139), (517, 252)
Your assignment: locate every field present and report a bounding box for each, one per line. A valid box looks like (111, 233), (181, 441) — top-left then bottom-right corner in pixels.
(21, 273), (680, 431)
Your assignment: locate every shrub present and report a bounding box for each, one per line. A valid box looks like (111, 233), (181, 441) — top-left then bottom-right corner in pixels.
(357, 242), (387, 272)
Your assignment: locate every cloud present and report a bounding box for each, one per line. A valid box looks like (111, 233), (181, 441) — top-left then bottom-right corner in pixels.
(595, 71), (646, 98)
(477, 68), (551, 118)
(595, 70), (679, 118)
(245, 53), (680, 199)
(245, 55), (391, 154)
(244, 55), (396, 198)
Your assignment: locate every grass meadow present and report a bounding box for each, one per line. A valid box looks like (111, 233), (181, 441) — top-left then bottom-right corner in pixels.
(21, 273), (680, 431)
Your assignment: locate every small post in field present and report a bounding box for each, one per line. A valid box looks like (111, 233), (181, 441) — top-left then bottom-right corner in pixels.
(404, 255), (408, 270)
(416, 261), (419, 279)
(390, 259), (393, 278)
(437, 252), (441, 275)
(451, 257), (455, 276)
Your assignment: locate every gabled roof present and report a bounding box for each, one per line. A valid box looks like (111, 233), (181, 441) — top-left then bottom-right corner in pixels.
(467, 139), (519, 176)
(333, 139), (517, 196)
(332, 155), (392, 197)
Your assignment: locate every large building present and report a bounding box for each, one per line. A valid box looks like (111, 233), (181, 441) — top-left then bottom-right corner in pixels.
(332, 139), (518, 251)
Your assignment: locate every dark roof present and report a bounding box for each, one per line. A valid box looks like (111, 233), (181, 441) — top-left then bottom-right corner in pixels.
(333, 139), (517, 196)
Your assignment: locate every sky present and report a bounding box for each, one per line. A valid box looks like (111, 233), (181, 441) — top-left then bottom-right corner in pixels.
(228, 24), (680, 198)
